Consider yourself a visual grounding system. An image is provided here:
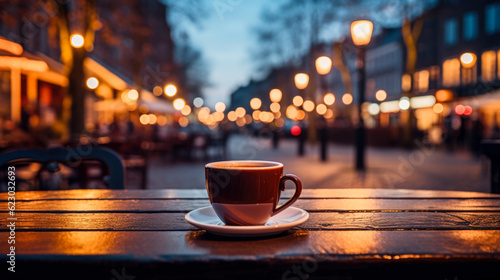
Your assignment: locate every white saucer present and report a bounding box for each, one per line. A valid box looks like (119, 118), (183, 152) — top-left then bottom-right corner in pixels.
(185, 206), (309, 237)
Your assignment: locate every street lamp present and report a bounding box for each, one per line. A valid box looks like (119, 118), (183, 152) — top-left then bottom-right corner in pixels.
(294, 73), (309, 90)
(294, 73), (309, 156)
(164, 84), (177, 97)
(315, 56), (332, 162)
(460, 52), (476, 68)
(315, 56), (332, 75)
(70, 34), (84, 48)
(351, 20), (373, 171)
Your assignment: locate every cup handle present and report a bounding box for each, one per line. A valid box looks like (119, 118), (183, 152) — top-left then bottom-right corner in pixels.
(272, 174), (302, 216)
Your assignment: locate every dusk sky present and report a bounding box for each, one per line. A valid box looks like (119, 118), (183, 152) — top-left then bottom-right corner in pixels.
(185, 0), (272, 107)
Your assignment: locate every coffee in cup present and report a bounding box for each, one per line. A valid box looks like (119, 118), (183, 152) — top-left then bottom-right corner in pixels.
(205, 160), (302, 226)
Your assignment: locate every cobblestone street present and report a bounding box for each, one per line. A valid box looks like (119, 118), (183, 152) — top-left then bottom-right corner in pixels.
(148, 134), (490, 193)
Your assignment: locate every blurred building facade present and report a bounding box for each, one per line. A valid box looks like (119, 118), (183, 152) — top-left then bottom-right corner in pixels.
(0, 0), (180, 144)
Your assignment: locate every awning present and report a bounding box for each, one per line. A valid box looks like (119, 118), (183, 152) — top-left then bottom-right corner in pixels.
(139, 90), (176, 114)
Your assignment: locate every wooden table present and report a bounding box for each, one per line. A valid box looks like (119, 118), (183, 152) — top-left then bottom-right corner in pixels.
(1, 188), (500, 280)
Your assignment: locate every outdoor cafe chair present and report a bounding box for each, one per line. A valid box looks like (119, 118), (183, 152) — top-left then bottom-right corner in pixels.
(0, 146), (124, 190)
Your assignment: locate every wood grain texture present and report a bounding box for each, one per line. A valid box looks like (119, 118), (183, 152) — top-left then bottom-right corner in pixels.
(1, 230), (499, 259)
(7, 198), (500, 213)
(2, 211), (499, 231)
(2, 188), (500, 201)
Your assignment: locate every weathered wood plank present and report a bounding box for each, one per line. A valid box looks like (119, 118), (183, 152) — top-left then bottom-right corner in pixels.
(8, 198), (500, 213)
(2, 230), (500, 280)
(2, 188), (499, 201)
(1, 212), (499, 231)
(1, 230), (499, 258)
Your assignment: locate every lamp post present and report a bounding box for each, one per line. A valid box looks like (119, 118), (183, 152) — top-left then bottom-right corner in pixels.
(351, 20), (373, 171)
(294, 73), (309, 156)
(315, 56), (332, 162)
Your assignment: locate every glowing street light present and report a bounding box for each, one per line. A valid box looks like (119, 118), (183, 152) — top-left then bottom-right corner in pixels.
(128, 89), (139, 101)
(70, 34), (84, 48)
(173, 98), (186, 110)
(351, 20), (373, 46)
(294, 73), (309, 90)
(293, 96), (304, 107)
(86, 77), (99, 89)
(269, 89), (282, 103)
(250, 98), (262, 110)
(324, 93), (335, 105)
(164, 84), (177, 97)
(342, 93), (353, 105)
(315, 56), (332, 75)
(215, 102), (226, 112)
(303, 100), (315, 112)
(460, 52), (477, 68)
(350, 19), (373, 171)
(375, 90), (387, 102)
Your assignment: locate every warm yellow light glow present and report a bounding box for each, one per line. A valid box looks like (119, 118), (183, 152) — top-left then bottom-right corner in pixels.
(460, 52), (477, 68)
(380, 100), (400, 113)
(128, 89), (139, 101)
(214, 112), (224, 122)
(316, 104), (327, 115)
(375, 90), (387, 102)
(153, 86), (162, 96)
(324, 109), (334, 119)
(148, 114), (157, 124)
(198, 107), (210, 120)
(351, 20), (373, 46)
(401, 74), (412, 92)
(260, 111), (274, 123)
(342, 93), (353, 105)
(433, 103), (444, 114)
(324, 93), (335, 105)
(235, 107), (246, 118)
(270, 89), (283, 102)
(296, 110), (306, 121)
(250, 98), (262, 110)
(70, 34), (84, 48)
(270, 102), (280, 113)
(86, 77), (99, 89)
(294, 73), (309, 89)
(181, 105), (192, 116)
(368, 103), (380, 115)
(315, 56), (332, 75)
(0, 38), (23, 55)
(157, 115), (168, 126)
(399, 97), (410, 110)
(435, 89), (453, 102)
(139, 114), (150, 125)
(0, 56), (48, 72)
(303, 100), (315, 112)
(173, 98), (186, 110)
(228, 111), (237, 121)
(410, 95), (436, 109)
(252, 110), (261, 121)
(215, 102), (226, 112)
(293, 96), (304, 107)
(179, 116), (189, 127)
(286, 105), (298, 120)
(164, 84), (177, 97)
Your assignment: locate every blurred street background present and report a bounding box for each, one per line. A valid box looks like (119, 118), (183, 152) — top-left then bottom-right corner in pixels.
(0, 0), (499, 192)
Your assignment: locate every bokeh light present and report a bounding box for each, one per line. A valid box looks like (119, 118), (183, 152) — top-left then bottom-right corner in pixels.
(215, 102), (226, 112)
(303, 100), (315, 112)
(375, 90), (387, 102)
(342, 93), (353, 105)
(173, 98), (186, 110)
(164, 84), (177, 97)
(324, 93), (335, 105)
(250, 98), (262, 110)
(269, 89), (282, 103)
(86, 77), (99, 89)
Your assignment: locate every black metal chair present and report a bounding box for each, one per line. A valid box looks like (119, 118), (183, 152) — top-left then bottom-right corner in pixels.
(482, 140), (500, 194)
(0, 146), (124, 190)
